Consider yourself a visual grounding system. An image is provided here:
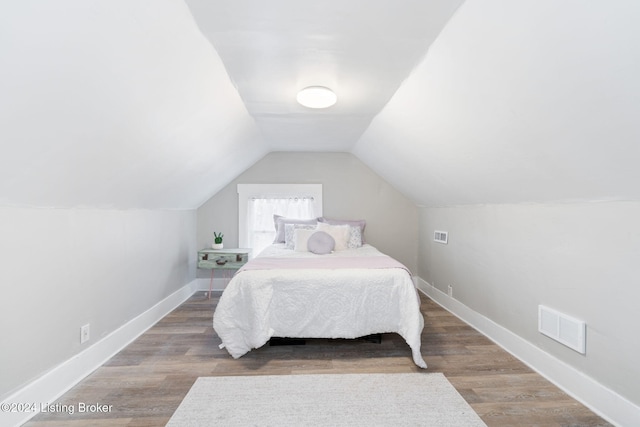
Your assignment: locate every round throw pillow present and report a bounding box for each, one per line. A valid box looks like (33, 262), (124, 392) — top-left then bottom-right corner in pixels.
(307, 231), (335, 255)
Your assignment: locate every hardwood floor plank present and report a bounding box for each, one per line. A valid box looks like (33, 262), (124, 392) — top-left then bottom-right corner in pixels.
(22, 292), (611, 427)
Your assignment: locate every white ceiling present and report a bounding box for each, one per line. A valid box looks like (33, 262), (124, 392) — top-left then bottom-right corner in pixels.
(0, 0), (267, 209)
(185, 0), (464, 151)
(1, 0), (640, 209)
(354, 0), (640, 206)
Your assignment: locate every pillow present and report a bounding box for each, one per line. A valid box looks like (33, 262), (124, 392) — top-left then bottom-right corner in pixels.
(346, 226), (362, 249)
(307, 231), (335, 255)
(273, 215), (320, 243)
(315, 222), (350, 251)
(319, 218), (366, 245)
(284, 224), (316, 250)
(293, 228), (315, 252)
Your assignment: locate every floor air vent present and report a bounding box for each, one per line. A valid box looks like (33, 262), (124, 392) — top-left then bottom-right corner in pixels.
(538, 305), (586, 354)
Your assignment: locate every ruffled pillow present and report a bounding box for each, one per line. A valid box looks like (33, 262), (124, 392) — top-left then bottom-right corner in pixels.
(318, 218), (366, 245)
(307, 231), (335, 255)
(315, 222), (350, 251)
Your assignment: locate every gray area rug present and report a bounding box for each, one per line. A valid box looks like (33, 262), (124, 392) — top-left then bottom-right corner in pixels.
(167, 373), (487, 426)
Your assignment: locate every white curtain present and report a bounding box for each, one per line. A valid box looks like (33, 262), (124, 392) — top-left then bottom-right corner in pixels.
(247, 197), (316, 256)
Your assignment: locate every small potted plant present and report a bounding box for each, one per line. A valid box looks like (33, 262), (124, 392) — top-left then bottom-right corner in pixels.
(212, 232), (224, 249)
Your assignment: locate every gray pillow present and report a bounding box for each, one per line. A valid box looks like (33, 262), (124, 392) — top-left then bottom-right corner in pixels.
(273, 215), (320, 243)
(307, 231), (335, 255)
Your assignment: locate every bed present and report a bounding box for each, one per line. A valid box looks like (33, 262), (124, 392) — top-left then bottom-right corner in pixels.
(212, 219), (427, 368)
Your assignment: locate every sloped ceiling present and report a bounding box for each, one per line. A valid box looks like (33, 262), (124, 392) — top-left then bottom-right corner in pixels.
(354, 0), (640, 206)
(0, 0), (267, 209)
(1, 0), (639, 209)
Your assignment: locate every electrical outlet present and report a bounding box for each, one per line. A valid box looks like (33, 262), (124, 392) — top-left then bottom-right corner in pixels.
(80, 324), (90, 344)
(447, 285), (453, 298)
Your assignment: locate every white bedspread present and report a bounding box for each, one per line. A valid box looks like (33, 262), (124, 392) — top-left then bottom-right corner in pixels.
(213, 244), (427, 368)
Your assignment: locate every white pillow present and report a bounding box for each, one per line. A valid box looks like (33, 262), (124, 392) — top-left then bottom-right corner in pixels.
(294, 228), (315, 252)
(315, 222), (350, 251)
(285, 224), (316, 249)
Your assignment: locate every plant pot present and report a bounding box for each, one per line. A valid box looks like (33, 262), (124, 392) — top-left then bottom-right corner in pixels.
(212, 243), (224, 250)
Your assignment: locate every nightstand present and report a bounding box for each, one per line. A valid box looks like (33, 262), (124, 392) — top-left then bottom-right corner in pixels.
(198, 248), (250, 298)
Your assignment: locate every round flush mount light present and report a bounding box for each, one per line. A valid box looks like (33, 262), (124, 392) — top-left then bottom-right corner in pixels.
(296, 86), (337, 109)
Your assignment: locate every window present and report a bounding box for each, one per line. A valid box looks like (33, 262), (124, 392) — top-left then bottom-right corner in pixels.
(247, 196), (316, 254)
(238, 184), (323, 256)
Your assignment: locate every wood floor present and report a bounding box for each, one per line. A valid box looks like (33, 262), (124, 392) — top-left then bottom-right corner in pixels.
(24, 292), (611, 427)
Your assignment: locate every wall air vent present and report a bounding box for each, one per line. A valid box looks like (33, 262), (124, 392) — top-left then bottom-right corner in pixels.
(538, 305), (586, 354)
(434, 230), (448, 244)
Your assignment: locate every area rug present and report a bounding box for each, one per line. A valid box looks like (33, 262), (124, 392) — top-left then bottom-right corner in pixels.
(166, 373), (487, 426)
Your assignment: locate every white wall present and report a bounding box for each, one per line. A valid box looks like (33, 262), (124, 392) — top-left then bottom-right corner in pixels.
(352, 1), (640, 416)
(418, 201), (640, 407)
(197, 152), (419, 272)
(0, 0), (261, 407)
(0, 206), (197, 401)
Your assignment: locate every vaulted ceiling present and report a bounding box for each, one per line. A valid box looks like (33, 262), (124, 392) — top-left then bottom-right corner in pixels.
(1, 0), (639, 209)
(185, 0), (464, 151)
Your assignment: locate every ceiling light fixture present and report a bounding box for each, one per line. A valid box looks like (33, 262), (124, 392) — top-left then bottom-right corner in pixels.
(296, 86), (337, 109)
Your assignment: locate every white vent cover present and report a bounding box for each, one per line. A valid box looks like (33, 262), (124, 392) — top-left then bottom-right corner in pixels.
(434, 230), (448, 244)
(538, 305), (586, 354)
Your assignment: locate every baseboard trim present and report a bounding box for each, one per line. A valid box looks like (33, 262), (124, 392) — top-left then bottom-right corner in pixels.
(416, 277), (639, 427)
(1, 279), (199, 427)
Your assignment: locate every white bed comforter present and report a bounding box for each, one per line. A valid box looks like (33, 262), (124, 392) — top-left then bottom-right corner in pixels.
(213, 244), (427, 368)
